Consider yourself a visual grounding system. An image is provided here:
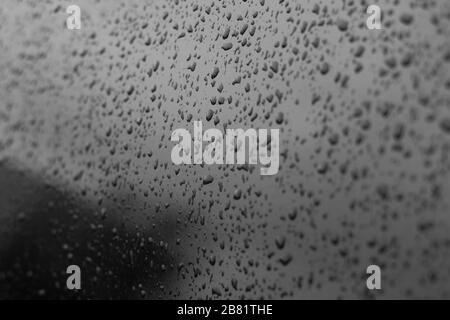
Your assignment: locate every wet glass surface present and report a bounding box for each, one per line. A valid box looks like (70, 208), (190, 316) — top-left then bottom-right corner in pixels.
(0, 0), (450, 299)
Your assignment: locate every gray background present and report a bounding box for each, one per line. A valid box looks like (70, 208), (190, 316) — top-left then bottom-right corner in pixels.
(0, 0), (450, 299)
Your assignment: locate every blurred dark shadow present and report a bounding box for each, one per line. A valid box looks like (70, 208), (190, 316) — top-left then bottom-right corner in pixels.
(0, 158), (177, 299)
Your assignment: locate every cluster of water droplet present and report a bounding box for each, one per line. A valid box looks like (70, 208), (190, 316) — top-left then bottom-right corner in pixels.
(0, 0), (449, 299)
